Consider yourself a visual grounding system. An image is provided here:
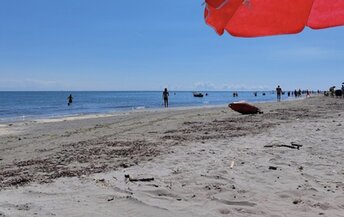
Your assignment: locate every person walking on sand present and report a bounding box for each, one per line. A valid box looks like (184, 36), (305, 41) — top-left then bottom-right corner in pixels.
(162, 88), (169, 108)
(276, 85), (282, 102)
(342, 82), (344, 98)
(67, 94), (73, 106)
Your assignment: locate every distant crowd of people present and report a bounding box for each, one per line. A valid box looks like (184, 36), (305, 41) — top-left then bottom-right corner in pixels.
(65, 84), (343, 109)
(160, 86), (330, 108)
(326, 82), (344, 98)
(274, 85), (324, 102)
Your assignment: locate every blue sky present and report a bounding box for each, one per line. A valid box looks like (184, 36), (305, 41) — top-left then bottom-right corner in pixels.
(0, 0), (343, 91)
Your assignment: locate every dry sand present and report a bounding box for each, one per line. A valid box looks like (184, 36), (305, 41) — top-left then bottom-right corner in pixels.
(0, 96), (343, 217)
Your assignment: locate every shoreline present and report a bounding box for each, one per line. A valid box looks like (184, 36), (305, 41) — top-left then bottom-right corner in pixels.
(0, 90), (305, 125)
(1, 95), (343, 216)
(0, 96), (309, 137)
(0, 95), (306, 127)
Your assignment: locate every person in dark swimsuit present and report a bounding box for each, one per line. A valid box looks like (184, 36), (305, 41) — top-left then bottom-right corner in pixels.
(67, 94), (73, 106)
(276, 85), (282, 102)
(162, 88), (169, 108)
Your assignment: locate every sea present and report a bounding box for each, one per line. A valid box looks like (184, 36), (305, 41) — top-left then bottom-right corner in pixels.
(0, 91), (290, 123)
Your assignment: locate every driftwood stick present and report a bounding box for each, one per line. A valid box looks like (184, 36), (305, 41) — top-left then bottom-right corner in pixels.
(125, 174), (154, 182)
(129, 177), (154, 182)
(280, 145), (298, 149)
(291, 142), (303, 150)
(264, 144), (296, 149)
(264, 143), (302, 150)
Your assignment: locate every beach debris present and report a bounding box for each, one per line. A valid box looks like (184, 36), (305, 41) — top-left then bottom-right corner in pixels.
(269, 166), (278, 170)
(124, 174), (154, 182)
(16, 203), (31, 211)
(230, 161), (235, 169)
(107, 196), (114, 202)
(291, 142), (303, 150)
(4, 176), (31, 187)
(264, 142), (303, 150)
(95, 178), (109, 187)
(264, 144), (296, 149)
(293, 199), (302, 205)
(119, 163), (130, 168)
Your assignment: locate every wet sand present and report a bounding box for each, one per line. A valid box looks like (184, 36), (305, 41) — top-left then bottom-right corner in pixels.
(1, 96), (344, 217)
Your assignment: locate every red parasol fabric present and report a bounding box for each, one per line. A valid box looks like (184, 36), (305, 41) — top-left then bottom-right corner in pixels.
(204, 0), (344, 37)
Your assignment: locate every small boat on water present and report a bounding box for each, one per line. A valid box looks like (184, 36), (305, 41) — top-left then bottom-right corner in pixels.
(229, 101), (262, 115)
(193, 92), (204, 97)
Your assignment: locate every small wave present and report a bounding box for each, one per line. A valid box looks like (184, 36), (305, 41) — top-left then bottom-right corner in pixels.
(134, 106), (145, 110)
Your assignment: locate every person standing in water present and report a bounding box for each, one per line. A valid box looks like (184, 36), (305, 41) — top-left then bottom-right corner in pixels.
(67, 94), (73, 106)
(162, 88), (169, 108)
(276, 85), (282, 102)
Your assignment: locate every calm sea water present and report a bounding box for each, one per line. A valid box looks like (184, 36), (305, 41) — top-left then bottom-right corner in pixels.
(0, 91), (288, 123)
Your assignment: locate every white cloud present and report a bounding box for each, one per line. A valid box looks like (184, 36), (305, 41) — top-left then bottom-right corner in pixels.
(192, 81), (270, 91)
(222, 83), (270, 91)
(193, 82), (217, 90)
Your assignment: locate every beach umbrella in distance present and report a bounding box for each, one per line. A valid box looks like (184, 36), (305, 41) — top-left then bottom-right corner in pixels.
(204, 0), (344, 37)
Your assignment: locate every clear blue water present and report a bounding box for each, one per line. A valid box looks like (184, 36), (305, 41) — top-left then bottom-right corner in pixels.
(0, 91), (289, 123)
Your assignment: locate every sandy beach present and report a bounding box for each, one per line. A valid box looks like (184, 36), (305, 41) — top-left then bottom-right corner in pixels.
(0, 96), (343, 217)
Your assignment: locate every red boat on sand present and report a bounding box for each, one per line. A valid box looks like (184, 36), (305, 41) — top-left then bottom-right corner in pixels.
(229, 102), (262, 115)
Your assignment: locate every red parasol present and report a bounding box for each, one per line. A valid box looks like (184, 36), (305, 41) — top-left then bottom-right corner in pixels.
(204, 0), (344, 37)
